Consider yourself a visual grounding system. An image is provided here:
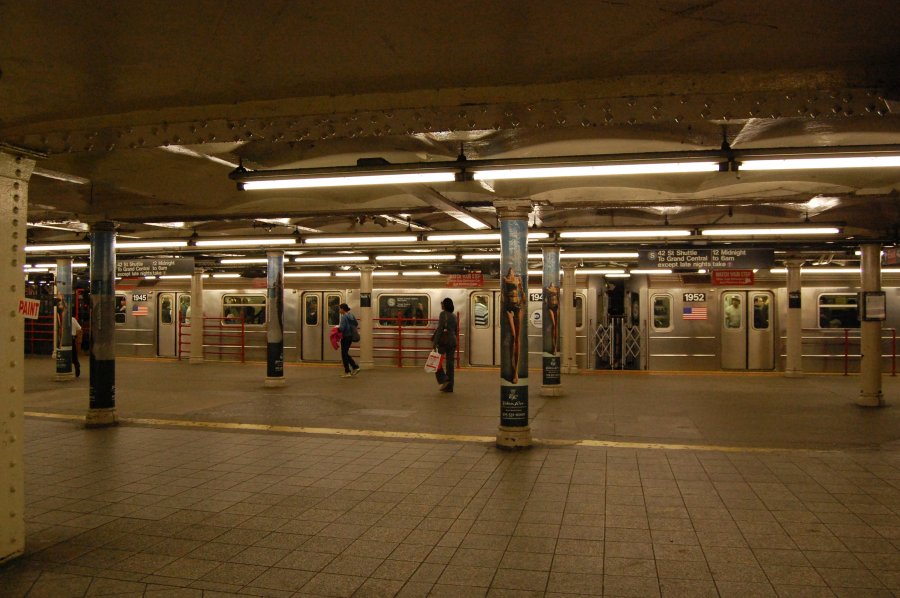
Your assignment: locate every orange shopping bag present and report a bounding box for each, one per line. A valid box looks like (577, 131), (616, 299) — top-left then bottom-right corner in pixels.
(424, 350), (443, 373)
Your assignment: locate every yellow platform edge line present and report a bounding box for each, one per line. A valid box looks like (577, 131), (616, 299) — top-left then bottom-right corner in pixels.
(25, 411), (823, 453)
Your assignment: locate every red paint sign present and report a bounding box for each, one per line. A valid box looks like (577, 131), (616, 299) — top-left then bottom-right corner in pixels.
(447, 272), (484, 288)
(712, 270), (755, 285)
(18, 298), (41, 320)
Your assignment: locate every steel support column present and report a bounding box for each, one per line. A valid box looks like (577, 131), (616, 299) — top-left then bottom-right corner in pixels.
(561, 264), (579, 374)
(496, 200), (532, 449)
(0, 151), (32, 564)
(858, 243), (884, 407)
(785, 260), (804, 378)
(86, 221), (118, 427)
(54, 258), (75, 380)
(359, 265), (375, 370)
(541, 246), (562, 397)
(189, 267), (204, 364)
(265, 251), (285, 387)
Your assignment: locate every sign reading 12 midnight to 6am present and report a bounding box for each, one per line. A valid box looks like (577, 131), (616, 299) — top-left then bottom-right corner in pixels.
(638, 248), (773, 270)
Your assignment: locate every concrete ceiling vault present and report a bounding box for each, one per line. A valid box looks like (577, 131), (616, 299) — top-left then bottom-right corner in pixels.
(1, 1), (899, 251)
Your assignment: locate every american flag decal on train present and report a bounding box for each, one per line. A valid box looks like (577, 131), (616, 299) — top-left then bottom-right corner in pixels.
(132, 304), (149, 316)
(682, 306), (708, 320)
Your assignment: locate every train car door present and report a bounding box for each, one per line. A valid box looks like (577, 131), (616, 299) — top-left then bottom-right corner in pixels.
(721, 290), (775, 370)
(301, 291), (342, 362)
(157, 292), (176, 357)
(468, 291), (504, 366)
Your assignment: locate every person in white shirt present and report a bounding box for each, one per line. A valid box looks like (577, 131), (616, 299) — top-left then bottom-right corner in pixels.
(71, 317), (82, 378)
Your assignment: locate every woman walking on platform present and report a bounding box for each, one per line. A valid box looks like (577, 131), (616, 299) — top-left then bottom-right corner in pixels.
(432, 297), (457, 392)
(337, 303), (360, 378)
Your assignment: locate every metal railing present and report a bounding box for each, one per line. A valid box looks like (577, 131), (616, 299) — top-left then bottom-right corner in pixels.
(178, 316), (246, 362)
(798, 327), (896, 376)
(373, 316), (460, 368)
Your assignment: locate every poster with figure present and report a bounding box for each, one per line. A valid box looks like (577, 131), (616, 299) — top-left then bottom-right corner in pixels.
(500, 218), (528, 427)
(266, 253), (284, 378)
(542, 248), (561, 386)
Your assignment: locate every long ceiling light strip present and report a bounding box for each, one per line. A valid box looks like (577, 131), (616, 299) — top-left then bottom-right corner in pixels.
(702, 227), (840, 236)
(560, 230), (691, 239)
(472, 161), (720, 181)
(294, 256), (369, 263)
(425, 232), (550, 242)
(375, 254), (456, 262)
(116, 241), (188, 249)
(240, 172), (457, 190)
(195, 238), (296, 247)
(304, 235), (418, 245)
(25, 243), (91, 253)
(741, 156), (900, 171)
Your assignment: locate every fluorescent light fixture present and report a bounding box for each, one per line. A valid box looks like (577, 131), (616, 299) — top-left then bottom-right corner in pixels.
(375, 254), (456, 261)
(373, 271), (400, 276)
(740, 156), (900, 171)
(701, 227), (840, 236)
(285, 272), (334, 278)
(23, 267), (49, 272)
(401, 271), (443, 276)
(32, 167), (90, 185)
(144, 276), (157, 280)
(334, 272), (360, 277)
(453, 213), (491, 230)
(575, 269), (627, 275)
(194, 238), (297, 247)
(425, 232), (549, 242)
(25, 243), (91, 253)
(883, 269), (900, 273)
(461, 253), (543, 260)
(769, 268), (861, 274)
(561, 252), (640, 259)
(472, 161), (719, 181)
(145, 222), (186, 229)
(527, 270), (543, 275)
(698, 269), (707, 274)
(294, 256), (369, 263)
(606, 273), (632, 278)
(211, 273), (241, 278)
(116, 241), (189, 249)
(158, 275), (192, 280)
(304, 235), (418, 245)
(559, 229), (692, 239)
(242, 171), (456, 190)
(220, 258), (268, 264)
(630, 269), (673, 274)
(32, 262), (88, 268)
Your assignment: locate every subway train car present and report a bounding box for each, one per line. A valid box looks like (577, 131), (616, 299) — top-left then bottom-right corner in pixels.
(105, 277), (597, 369)
(62, 270), (900, 374)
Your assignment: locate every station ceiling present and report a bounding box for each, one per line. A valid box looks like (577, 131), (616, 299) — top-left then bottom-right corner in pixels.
(3, 2), (900, 265)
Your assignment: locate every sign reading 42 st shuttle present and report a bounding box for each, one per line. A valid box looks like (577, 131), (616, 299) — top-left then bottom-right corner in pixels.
(638, 248), (773, 270)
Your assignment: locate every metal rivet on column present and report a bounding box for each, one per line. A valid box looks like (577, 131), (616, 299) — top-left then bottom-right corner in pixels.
(13, 182), (19, 190)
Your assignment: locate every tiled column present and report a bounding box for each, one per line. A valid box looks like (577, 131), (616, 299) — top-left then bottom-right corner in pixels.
(784, 259), (804, 378)
(858, 243), (884, 407)
(189, 267), (204, 364)
(265, 251), (285, 387)
(87, 221), (118, 427)
(55, 258), (75, 380)
(541, 246), (562, 396)
(561, 264), (579, 374)
(496, 200), (532, 449)
(0, 151), (33, 563)
(358, 265), (375, 369)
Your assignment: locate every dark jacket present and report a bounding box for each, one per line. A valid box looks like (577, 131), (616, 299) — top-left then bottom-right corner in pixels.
(432, 311), (457, 353)
(338, 311), (358, 336)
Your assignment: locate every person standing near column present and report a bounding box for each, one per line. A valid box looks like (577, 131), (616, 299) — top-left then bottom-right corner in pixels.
(432, 297), (457, 392)
(338, 303), (360, 378)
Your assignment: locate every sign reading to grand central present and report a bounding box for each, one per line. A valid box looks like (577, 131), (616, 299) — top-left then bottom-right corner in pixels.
(638, 248), (773, 270)
(117, 257), (194, 278)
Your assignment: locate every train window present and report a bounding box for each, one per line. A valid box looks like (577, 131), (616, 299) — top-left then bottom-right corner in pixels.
(751, 294), (770, 329)
(222, 294), (266, 325)
(326, 295), (341, 326)
(575, 295), (584, 328)
(473, 294), (490, 329)
(115, 294), (127, 325)
(179, 296), (191, 325)
(378, 295), (430, 326)
(818, 294), (860, 329)
(651, 294), (672, 331)
(723, 293), (742, 329)
(305, 295), (319, 326)
(160, 295), (174, 324)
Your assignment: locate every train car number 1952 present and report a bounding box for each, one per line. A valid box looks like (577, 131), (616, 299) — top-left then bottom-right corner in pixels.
(683, 292), (706, 302)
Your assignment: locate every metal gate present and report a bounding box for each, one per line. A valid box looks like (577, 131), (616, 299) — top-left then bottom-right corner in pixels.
(593, 315), (642, 370)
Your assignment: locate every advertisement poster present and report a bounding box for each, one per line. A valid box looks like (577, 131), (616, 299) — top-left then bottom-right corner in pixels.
(267, 253), (284, 378)
(542, 248), (561, 386)
(500, 219), (529, 427)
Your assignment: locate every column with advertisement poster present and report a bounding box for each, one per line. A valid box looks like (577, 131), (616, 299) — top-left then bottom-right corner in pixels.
(87, 221), (118, 427)
(541, 246), (562, 396)
(265, 251), (285, 387)
(496, 200), (532, 448)
(55, 258), (75, 380)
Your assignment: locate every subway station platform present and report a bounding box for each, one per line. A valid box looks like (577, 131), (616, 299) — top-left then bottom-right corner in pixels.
(4, 358), (900, 596)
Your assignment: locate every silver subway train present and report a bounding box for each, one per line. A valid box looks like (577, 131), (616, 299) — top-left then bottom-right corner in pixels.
(95, 271), (900, 373)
